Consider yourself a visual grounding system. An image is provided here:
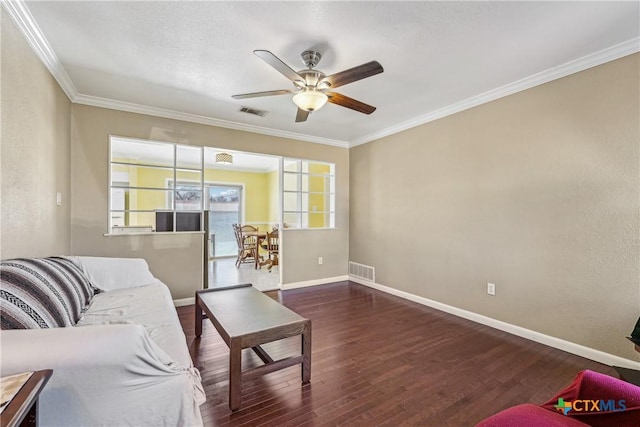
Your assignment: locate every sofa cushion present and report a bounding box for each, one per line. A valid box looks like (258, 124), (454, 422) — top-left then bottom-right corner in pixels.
(0, 257), (95, 329)
(78, 282), (193, 368)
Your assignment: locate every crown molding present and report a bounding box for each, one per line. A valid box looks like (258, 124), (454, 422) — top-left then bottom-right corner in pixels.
(2, 0), (77, 101)
(74, 94), (349, 148)
(350, 37), (640, 147)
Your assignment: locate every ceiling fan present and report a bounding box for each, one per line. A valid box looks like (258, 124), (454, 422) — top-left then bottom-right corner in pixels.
(232, 50), (384, 123)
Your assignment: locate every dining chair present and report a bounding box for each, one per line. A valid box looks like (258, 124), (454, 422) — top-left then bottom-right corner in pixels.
(259, 228), (279, 272)
(234, 225), (260, 268)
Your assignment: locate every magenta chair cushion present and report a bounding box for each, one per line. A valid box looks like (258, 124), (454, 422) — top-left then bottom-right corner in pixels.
(540, 370), (640, 427)
(477, 370), (640, 427)
(476, 403), (587, 426)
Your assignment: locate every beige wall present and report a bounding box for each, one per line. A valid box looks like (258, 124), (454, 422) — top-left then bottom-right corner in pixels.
(70, 105), (349, 299)
(1, 10), (71, 259)
(350, 54), (640, 360)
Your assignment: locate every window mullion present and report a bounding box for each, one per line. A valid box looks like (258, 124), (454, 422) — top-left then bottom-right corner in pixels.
(173, 144), (177, 232)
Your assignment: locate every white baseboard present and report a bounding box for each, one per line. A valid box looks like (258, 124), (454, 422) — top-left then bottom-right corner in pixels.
(173, 297), (195, 307)
(349, 276), (640, 370)
(281, 275), (349, 291)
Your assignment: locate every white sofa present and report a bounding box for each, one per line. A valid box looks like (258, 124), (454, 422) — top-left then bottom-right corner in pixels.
(0, 256), (205, 426)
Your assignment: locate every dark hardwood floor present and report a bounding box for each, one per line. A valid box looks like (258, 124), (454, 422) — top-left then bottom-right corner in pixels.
(177, 281), (615, 426)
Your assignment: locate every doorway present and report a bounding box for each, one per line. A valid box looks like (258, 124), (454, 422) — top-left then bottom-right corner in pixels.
(203, 149), (282, 291)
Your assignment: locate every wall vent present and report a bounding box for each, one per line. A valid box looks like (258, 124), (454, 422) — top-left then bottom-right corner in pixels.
(239, 106), (268, 117)
(349, 261), (375, 282)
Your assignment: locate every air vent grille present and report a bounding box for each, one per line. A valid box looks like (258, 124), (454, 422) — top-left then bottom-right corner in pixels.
(239, 106), (268, 117)
(349, 261), (375, 282)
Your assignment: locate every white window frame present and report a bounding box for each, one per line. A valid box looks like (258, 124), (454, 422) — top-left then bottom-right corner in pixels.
(282, 158), (336, 229)
(107, 136), (204, 234)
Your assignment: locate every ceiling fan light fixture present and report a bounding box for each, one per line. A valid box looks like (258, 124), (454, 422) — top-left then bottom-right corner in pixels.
(233, 50), (383, 122)
(215, 152), (233, 164)
(293, 90), (328, 112)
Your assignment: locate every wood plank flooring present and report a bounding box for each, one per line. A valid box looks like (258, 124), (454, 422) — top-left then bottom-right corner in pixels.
(177, 281), (615, 426)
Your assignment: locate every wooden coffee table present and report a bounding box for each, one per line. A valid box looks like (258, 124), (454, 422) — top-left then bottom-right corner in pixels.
(195, 284), (311, 411)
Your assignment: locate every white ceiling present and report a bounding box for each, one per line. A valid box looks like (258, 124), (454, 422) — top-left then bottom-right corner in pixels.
(12, 1), (640, 147)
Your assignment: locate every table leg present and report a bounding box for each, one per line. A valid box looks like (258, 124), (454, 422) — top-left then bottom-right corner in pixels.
(229, 339), (242, 411)
(255, 247), (260, 269)
(195, 296), (203, 338)
(301, 322), (311, 384)
(27, 397), (39, 425)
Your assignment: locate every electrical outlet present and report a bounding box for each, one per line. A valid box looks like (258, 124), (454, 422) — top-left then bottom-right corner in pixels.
(318, 257), (323, 265)
(487, 283), (496, 296)
(56, 192), (62, 206)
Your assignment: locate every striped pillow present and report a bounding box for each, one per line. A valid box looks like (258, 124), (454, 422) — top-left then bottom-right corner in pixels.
(0, 257), (96, 329)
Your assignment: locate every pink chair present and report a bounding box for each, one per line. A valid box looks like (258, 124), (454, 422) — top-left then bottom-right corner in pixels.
(477, 370), (640, 426)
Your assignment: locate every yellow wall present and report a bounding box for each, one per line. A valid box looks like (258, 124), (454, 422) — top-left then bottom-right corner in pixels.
(118, 164), (275, 230)
(308, 163), (331, 227)
(204, 169), (272, 226)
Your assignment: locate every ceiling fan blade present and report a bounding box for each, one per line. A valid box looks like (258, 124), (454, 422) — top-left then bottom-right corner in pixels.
(254, 50), (304, 84)
(326, 92), (376, 114)
(232, 89), (293, 99)
(322, 61), (383, 89)
(295, 108), (310, 123)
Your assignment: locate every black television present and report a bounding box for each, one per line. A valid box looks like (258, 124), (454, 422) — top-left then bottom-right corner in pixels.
(155, 211), (201, 232)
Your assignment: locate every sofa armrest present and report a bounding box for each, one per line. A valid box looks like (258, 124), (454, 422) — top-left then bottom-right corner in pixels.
(67, 256), (159, 291)
(2, 323), (175, 374)
(1, 325), (204, 426)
